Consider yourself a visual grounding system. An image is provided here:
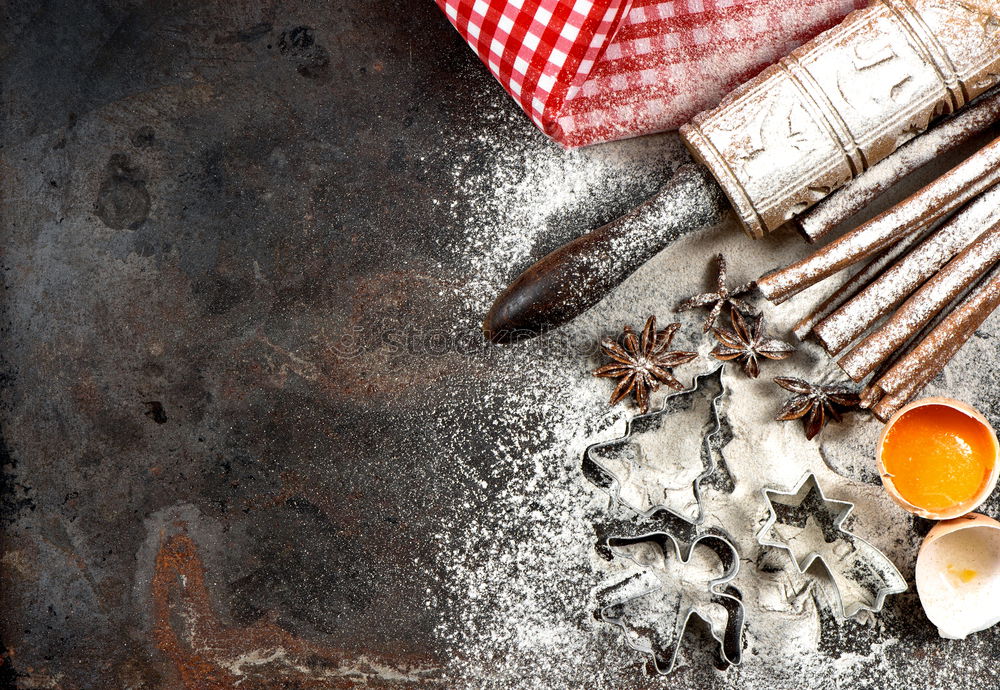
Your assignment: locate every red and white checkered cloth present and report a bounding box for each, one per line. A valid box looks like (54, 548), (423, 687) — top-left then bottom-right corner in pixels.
(437, 0), (868, 147)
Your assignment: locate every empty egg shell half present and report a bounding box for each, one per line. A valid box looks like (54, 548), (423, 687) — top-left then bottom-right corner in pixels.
(916, 513), (1000, 639)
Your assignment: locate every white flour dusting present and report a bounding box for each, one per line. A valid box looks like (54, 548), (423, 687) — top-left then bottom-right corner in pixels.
(799, 87), (1000, 242)
(428, 120), (1000, 689)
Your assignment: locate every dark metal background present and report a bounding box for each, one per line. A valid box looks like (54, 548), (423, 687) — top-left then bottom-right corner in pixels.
(5, 2), (999, 689)
(0, 2), (680, 687)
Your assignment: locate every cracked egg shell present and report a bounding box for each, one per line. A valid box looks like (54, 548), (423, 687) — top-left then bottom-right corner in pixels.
(916, 513), (1000, 639)
(877, 397), (999, 520)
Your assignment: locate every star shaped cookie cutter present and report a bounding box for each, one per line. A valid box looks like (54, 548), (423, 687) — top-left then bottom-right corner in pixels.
(756, 473), (907, 619)
(583, 366), (726, 524)
(596, 531), (745, 675)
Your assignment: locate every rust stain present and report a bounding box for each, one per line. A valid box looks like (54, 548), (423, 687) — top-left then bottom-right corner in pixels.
(151, 531), (441, 688)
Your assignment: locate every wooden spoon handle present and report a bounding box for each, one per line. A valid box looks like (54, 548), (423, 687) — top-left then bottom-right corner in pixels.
(483, 164), (729, 343)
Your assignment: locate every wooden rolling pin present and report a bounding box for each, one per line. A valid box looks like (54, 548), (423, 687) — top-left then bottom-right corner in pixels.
(483, 0), (1000, 343)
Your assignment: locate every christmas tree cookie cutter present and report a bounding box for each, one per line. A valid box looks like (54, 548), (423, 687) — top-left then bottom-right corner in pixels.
(756, 473), (907, 619)
(596, 530), (745, 675)
(583, 366), (727, 524)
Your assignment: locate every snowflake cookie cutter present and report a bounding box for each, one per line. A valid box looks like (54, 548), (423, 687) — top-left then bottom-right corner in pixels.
(756, 473), (907, 619)
(583, 366), (726, 524)
(596, 531), (745, 675)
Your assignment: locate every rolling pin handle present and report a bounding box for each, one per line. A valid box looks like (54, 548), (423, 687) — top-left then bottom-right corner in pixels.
(483, 164), (728, 344)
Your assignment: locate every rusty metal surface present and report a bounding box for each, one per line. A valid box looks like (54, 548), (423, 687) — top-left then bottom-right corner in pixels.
(7, 2), (998, 689)
(1, 2), (463, 687)
(0, 2), (681, 687)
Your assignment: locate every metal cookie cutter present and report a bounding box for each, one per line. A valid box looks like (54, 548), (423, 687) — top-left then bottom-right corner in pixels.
(583, 366), (726, 524)
(596, 531), (745, 675)
(757, 473), (907, 619)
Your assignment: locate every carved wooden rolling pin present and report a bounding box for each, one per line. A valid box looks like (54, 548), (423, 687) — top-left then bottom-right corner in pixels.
(483, 0), (1000, 343)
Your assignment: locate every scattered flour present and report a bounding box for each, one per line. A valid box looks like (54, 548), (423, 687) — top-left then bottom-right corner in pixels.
(426, 114), (1000, 689)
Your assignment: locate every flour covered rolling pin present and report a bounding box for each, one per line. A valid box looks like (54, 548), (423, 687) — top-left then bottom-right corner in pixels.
(483, 0), (1000, 344)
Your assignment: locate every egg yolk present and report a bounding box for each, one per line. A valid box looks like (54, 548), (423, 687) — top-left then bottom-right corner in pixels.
(881, 405), (995, 513)
(946, 564), (978, 584)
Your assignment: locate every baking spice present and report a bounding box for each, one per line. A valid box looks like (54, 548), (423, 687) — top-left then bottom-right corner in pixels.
(812, 186), (1000, 356)
(676, 253), (757, 332)
(866, 270), (1000, 421)
(757, 135), (1000, 304)
(711, 311), (795, 378)
(796, 86), (1000, 243)
(593, 316), (697, 414)
(838, 221), (1000, 382)
(792, 229), (928, 342)
(427, 93), (1000, 687)
(774, 377), (862, 441)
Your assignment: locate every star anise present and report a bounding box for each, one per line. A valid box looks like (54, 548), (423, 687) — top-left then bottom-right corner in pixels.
(774, 377), (862, 440)
(676, 254), (757, 332)
(594, 316), (697, 414)
(710, 310), (795, 378)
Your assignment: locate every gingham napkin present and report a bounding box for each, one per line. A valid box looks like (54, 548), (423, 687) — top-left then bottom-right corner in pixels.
(437, 0), (868, 147)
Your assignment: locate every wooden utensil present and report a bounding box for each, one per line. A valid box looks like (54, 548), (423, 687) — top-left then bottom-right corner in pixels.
(483, 0), (1000, 344)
